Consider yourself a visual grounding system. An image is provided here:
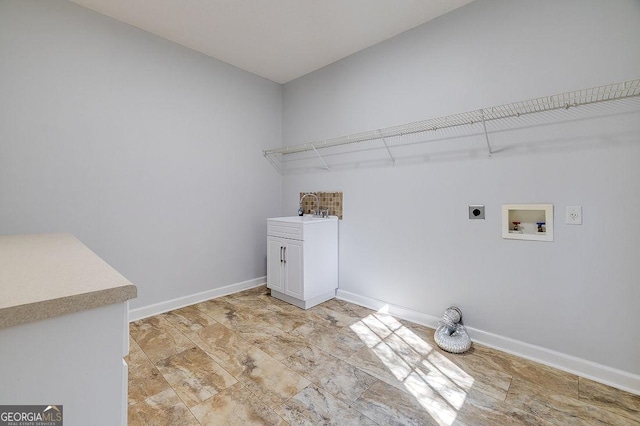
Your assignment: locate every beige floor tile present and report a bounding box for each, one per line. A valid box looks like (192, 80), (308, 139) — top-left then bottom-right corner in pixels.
(283, 345), (378, 403)
(234, 346), (311, 408)
(408, 351), (503, 414)
(367, 311), (406, 333)
(447, 344), (516, 378)
(383, 331), (428, 366)
(455, 387), (554, 426)
(261, 292), (299, 309)
(127, 292), (635, 425)
(506, 377), (583, 425)
(225, 293), (281, 313)
(425, 350), (512, 403)
(346, 340), (419, 392)
(398, 319), (436, 342)
(189, 322), (256, 376)
(129, 335), (143, 354)
(578, 377), (640, 422)
(279, 384), (377, 425)
(453, 344), (579, 399)
(388, 322), (436, 357)
(291, 321), (366, 360)
(274, 404), (316, 426)
(156, 346), (237, 408)
(352, 379), (442, 426)
(506, 377), (637, 425)
(191, 382), (287, 425)
(162, 305), (218, 334)
(318, 298), (376, 318)
(126, 348), (172, 406)
(395, 328), (513, 404)
(508, 357), (579, 400)
(195, 297), (262, 330)
(229, 294), (284, 312)
(129, 316), (195, 363)
(128, 388), (200, 426)
(355, 378), (544, 426)
(235, 324), (310, 361)
(378, 321), (510, 400)
(307, 305), (362, 330)
(228, 285), (269, 298)
(257, 305), (311, 333)
(353, 348), (504, 424)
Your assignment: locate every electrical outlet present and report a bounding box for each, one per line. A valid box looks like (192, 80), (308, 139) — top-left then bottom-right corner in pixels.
(566, 206), (582, 225)
(469, 205), (485, 219)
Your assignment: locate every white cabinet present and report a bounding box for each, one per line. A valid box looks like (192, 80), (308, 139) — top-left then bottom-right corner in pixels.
(268, 237), (303, 297)
(267, 216), (338, 309)
(0, 299), (132, 426)
(0, 233), (137, 426)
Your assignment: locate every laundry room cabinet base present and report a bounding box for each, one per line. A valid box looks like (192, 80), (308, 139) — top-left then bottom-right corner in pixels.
(267, 216), (338, 309)
(270, 288), (338, 310)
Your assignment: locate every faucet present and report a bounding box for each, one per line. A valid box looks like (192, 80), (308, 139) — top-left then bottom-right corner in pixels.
(299, 193), (320, 216)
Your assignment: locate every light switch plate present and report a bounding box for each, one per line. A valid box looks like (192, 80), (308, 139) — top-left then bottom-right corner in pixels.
(469, 205), (485, 219)
(566, 206), (582, 225)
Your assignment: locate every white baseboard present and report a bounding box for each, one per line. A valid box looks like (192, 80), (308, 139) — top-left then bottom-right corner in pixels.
(336, 289), (640, 396)
(128, 277), (266, 322)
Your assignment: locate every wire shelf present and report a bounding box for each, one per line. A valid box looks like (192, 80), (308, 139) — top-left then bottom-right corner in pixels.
(264, 78), (640, 171)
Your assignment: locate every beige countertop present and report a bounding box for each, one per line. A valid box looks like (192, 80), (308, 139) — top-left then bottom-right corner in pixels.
(0, 233), (137, 329)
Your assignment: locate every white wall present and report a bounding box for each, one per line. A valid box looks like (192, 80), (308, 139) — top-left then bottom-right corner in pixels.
(0, 0), (282, 309)
(282, 0), (640, 384)
(2, 0), (638, 391)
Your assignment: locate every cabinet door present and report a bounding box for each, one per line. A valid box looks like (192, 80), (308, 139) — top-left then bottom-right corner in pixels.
(267, 238), (284, 292)
(283, 240), (303, 299)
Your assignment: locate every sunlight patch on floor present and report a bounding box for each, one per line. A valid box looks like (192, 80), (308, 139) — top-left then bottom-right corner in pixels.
(350, 307), (474, 426)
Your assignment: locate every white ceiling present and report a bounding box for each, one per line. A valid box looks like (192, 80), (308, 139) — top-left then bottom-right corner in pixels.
(69, 0), (473, 84)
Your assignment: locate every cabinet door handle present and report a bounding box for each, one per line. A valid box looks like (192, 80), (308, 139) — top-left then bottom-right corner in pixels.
(283, 246), (287, 263)
(280, 246), (283, 263)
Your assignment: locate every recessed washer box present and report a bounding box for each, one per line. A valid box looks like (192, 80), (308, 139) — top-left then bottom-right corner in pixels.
(502, 204), (553, 242)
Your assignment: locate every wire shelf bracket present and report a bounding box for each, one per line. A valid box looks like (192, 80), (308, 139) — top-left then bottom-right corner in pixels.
(480, 111), (493, 158)
(378, 129), (396, 165)
(263, 78), (640, 171)
(311, 145), (330, 171)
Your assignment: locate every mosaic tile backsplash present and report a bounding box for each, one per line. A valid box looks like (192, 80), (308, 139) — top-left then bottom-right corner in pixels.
(299, 192), (343, 219)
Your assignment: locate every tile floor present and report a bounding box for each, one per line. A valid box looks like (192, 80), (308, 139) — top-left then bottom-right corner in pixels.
(127, 286), (640, 425)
